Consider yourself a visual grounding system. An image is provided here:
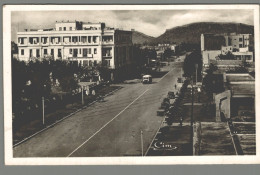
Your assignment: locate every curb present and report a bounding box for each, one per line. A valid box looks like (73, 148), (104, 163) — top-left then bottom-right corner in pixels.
(13, 86), (122, 148)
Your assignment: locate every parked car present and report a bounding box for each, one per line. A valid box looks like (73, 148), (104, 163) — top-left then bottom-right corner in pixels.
(167, 91), (175, 99)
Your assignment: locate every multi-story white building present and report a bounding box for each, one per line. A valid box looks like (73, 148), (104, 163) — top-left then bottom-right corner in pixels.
(201, 33), (254, 68)
(17, 21), (133, 70)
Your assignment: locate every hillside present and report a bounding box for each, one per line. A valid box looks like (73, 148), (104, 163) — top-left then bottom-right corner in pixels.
(150, 22), (254, 45)
(132, 30), (155, 45)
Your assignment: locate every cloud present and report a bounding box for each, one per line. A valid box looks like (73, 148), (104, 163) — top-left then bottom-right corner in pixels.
(11, 9), (254, 41)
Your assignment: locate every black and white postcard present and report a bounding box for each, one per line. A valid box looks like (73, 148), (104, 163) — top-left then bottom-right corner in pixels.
(3, 4), (260, 165)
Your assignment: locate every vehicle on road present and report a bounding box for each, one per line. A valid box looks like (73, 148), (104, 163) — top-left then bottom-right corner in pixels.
(167, 91), (175, 99)
(142, 75), (152, 84)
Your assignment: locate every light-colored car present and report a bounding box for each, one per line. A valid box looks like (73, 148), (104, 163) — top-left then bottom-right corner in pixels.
(142, 75), (152, 84)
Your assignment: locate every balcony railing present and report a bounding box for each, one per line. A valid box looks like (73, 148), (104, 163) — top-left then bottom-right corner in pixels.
(50, 42), (61, 45)
(28, 42), (40, 46)
(102, 40), (113, 44)
(18, 42), (28, 46)
(102, 54), (112, 58)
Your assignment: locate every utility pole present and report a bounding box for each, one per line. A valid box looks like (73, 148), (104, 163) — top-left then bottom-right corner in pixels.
(191, 78), (194, 154)
(81, 86), (84, 105)
(141, 130), (144, 156)
(42, 97), (45, 125)
(195, 64), (198, 85)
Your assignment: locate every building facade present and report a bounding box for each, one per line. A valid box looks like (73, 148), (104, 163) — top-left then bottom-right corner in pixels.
(17, 21), (133, 70)
(201, 33), (254, 69)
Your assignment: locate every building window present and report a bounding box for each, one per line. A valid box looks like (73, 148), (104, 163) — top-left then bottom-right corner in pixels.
(69, 49), (72, 54)
(239, 38), (242, 42)
(70, 27), (72, 30)
(94, 48), (97, 54)
(89, 60), (93, 66)
(44, 49), (47, 54)
(63, 27), (66, 31)
(51, 49), (54, 56)
(21, 49), (24, 55)
(29, 49), (32, 57)
(239, 44), (243, 48)
(36, 49), (40, 57)
(93, 36), (97, 43)
(82, 36), (87, 43)
(20, 38), (24, 44)
(72, 36), (78, 43)
(59, 27), (62, 31)
(83, 60), (88, 66)
(79, 48), (81, 54)
(88, 48), (91, 54)
(58, 49), (62, 57)
(83, 49), (87, 56)
(88, 36), (91, 43)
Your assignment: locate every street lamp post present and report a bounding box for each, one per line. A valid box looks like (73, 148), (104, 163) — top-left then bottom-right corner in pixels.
(141, 130), (144, 156)
(191, 79), (194, 130)
(81, 86), (84, 105)
(42, 84), (46, 126)
(190, 78), (194, 155)
(195, 64), (198, 85)
(42, 96), (45, 125)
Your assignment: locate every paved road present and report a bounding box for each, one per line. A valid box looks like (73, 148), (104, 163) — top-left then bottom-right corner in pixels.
(13, 59), (184, 157)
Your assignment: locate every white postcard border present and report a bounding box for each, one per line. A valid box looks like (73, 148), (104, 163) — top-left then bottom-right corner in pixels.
(3, 4), (260, 165)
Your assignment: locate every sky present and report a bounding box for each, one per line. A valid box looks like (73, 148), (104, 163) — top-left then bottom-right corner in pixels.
(11, 9), (254, 42)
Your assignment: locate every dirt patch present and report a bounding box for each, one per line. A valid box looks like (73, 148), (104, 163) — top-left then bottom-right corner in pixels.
(200, 122), (235, 155)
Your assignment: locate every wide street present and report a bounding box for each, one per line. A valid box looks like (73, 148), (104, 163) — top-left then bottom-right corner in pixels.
(13, 57), (185, 157)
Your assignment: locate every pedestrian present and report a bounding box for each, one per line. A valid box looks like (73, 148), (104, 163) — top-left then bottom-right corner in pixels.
(180, 117), (183, 127)
(175, 84), (177, 89)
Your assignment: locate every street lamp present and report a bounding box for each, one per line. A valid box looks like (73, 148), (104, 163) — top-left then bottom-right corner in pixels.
(195, 63), (198, 85)
(42, 84), (46, 125)
(191, 78), (194, 133)
(141, 130), (144, 157)
(81, 86), (84, 105)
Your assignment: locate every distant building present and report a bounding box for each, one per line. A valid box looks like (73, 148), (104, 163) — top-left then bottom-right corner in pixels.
(201, 33), (254, 69)
(17, 21), (133, 70)
(156, 43), (178, 53)
(11, 41), (18, 59)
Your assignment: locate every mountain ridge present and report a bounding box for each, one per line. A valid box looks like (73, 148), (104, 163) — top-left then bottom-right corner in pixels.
(132, 22), (254, 45)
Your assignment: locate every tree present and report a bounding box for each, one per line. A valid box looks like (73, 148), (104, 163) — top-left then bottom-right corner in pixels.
(96, 63), (111, 81)
(163, 48), (172, 60)
(183, 50), (202, 78)
(203, 63), (224, 94)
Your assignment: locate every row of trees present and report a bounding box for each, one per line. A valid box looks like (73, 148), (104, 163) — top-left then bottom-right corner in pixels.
(12, 58), (110, 120)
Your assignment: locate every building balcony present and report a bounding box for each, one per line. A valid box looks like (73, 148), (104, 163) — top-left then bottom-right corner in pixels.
(81, 54), (94, 58)
(18, 43), (28, 46)
(50, 42), (62, 45)
(28, 43), (40, 46)
(102, 41), (114, 45)
(41, 42), (49, 46)
(63, 42), (71, 45)
(68, 55), (94, 60)
(102, 54), (113, 58)
(71, 42), (79, 45)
